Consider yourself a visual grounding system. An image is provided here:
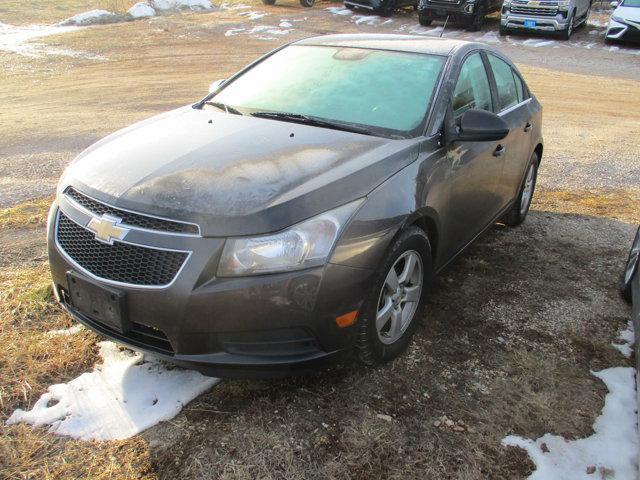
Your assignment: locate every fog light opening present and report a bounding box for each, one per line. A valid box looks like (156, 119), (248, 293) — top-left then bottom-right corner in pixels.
(336, 310), (359, 328)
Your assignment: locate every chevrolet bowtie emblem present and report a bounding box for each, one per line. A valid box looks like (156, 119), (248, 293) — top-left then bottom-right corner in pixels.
(86, 214), (130, 245)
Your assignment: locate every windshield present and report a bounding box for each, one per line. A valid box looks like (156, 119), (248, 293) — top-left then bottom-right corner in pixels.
(621, 0), (640, 6)
(210, 45), (446, 138)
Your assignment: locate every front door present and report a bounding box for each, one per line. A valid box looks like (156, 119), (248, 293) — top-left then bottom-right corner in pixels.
(441, 52), (506, 259)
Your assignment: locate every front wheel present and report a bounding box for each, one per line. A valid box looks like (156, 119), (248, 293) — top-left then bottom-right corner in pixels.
(559, 11), (575, 39)
(299, 0), (315, 7)
(357, 227), (431, 365)
(499, 24), (509, 35)
(418, 15), (433, 26)
(504, 153), (539, 227)
(378, 0), (396, 16)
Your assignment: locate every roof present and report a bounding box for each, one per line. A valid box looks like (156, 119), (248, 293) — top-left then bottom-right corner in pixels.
(293, 34), (478, 56)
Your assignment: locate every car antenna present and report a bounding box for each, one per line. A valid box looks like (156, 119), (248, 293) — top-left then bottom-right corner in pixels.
(440, 15), (449, 37)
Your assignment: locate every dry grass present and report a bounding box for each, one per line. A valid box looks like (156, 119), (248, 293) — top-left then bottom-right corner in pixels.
(0, 0), (137, 24)
(535, 188), (640, 224)
(0, 197), (53, 231)
(0, 263), (156, 480)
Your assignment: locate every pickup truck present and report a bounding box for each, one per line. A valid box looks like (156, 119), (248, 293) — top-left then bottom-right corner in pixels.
(500, 0), (592, 39)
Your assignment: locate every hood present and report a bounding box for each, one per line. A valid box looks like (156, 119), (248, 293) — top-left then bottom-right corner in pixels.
(614, 5), (640, 23)
(61, 106), (420, 236)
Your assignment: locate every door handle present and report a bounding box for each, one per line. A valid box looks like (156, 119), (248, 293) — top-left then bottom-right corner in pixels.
(493, 144), (505, 157)
(524, 122), (532, 132)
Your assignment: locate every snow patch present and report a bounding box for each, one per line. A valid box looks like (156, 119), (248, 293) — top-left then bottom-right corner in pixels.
(6, 341), (220, 440)
(352, 15), (386, 25)
(128, 2), (157, 18)
(612, 320), (634, 358)
(0, 22), (104, 59)
(152, 0), (213, 10)
(477, 31), (500, 43)
(279, 20), (293, 28)
(238, 10), (267, 20)
(58, 9), (125, 26)
(326, 6), (354, 15)
(45, 324), (84, 338)
(502, 367), (638, 480)
(521, 38), (556, 48)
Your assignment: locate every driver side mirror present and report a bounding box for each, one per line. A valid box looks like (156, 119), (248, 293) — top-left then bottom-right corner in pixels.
(450, 109), (510, 143)
(209, 78), (226, 94)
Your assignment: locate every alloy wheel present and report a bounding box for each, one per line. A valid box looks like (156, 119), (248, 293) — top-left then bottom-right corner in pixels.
(376, 250), (423, 345)
(520, 163), (536, 215)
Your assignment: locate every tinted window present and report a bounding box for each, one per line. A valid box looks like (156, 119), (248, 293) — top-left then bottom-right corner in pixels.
(488, 54), (519, 111)
(213, 45), (445, 136)
(452, 53), (492, 118)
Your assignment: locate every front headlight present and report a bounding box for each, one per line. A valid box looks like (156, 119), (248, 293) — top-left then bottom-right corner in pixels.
(611, 15), (626, 23)
(217, 199), (364, 277)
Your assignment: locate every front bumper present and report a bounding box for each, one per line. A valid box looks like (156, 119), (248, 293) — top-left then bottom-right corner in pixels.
(48, 197), (375, 378)
(418, 1), (476, 18)
(606, 19), (640, 43)
(501, 12), (570, 32)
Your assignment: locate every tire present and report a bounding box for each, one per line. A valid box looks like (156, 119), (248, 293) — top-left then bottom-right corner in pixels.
(559, 11), (575, 40)
(419, 15), (433, 26)
(357, 226), (432, 365)
(299, 0), (315, 6)
(504, 153), (539, 227)
(467, 3), (485, 31)
(262, 0), (276, 4)
(499, 24), (509, 36)
(620, 276), (632, 304)
(378, 0), (396, 16)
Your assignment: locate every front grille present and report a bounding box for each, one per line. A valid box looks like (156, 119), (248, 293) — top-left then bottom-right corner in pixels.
(65, 187), (199, 235)
(56, 212), (188, 286)
(510, 3), (558, 15)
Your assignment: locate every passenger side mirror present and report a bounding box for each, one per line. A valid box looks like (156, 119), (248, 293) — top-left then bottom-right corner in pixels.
(209, 79), (226, 94)
(450, 109), (510, 143)
(610, 1), (618, 7)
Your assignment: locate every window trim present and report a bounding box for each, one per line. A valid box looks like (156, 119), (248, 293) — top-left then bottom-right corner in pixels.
(450, 50), (495, 119)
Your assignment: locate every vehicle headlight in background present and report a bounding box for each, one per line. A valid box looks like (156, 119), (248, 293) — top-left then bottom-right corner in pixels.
(217, 199), (364, 276)
(611, 15), (626, 23)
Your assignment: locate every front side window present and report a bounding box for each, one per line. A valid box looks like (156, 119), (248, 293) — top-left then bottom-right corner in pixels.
(488, 54), (519, 111)
(211, 45), (446, 137)
(452, 52), (492, 118)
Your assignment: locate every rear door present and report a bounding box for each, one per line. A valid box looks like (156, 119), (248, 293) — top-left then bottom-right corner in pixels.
(485, 53), (533, 209)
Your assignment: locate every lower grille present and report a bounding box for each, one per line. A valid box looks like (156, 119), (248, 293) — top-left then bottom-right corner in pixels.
(56, 212), (188, 287)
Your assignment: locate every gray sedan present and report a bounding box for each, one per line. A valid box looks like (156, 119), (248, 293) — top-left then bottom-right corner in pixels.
(47, 34), (543, 377)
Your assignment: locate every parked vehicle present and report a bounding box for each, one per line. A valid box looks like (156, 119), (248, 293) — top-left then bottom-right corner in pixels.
(418, 0), (502, 31)
(606, 0), (640, 44)
(263, 0), (315, 7)
(344, 0), (417, 16)
(621, 227), (640, 304)
(500, 0), (592, 39)
(48, 34), (543, 378)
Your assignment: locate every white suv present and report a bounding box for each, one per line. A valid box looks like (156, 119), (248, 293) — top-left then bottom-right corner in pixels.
(606, 0), (640, 43)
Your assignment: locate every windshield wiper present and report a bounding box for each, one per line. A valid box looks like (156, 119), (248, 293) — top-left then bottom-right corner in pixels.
(203, 101), (243, 116)
(250, 111), (374, 136)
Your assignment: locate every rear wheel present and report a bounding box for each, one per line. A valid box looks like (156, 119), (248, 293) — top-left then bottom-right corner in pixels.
(467, 3), (486, 31)
(419, 14), (433, 26)
(504, 153), (539, 227)
(378, 0), (396, 16)
(357, 227), (431, 365)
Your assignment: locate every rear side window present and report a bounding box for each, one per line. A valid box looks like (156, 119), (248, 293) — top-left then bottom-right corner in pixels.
(488, 54), (519, 111)
(452, 53), (492, 118)
(513, 72), (525, 103)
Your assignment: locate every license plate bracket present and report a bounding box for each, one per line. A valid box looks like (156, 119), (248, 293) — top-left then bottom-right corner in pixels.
(524, 19), (537, 28)
(66, 272), (129, 333)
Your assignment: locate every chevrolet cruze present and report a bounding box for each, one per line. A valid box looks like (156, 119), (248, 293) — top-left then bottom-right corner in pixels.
(48, 34), (543, 378)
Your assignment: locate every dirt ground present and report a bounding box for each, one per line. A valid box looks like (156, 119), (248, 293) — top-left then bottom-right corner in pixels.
(0, 1), (639, 479)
